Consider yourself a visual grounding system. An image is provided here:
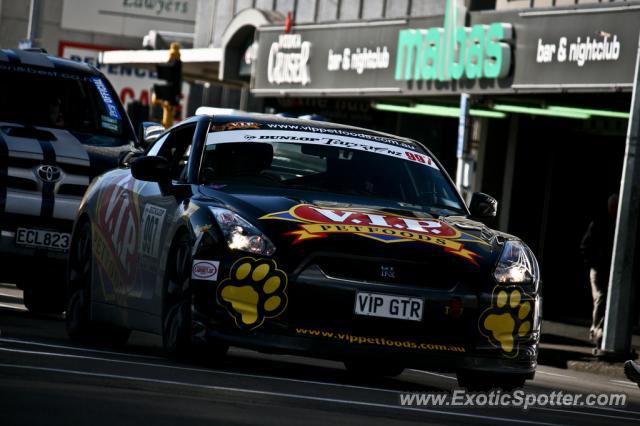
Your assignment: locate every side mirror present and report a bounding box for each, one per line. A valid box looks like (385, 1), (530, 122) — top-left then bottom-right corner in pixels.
(138, 122), (164, 149)
(131, 156), (170, 183)
(469, 192), (498, 218)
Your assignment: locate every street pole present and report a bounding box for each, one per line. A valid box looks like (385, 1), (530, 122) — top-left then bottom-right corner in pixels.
(600, 33), (640, 359)
(25, 0), (39, 47)
(456, 93), (470, 197)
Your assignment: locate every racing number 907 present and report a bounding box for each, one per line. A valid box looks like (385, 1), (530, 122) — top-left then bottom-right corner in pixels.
(405, 152), (427, 164)
(141, 214), (160, 255)
(140, 205), (166, 258)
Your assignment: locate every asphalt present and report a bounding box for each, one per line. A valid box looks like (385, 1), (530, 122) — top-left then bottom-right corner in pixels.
(1, 282), (640, 425)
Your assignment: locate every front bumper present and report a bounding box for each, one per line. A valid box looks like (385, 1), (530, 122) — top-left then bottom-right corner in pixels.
(190, 252), (541, 376)
(0, 214), (72, 283)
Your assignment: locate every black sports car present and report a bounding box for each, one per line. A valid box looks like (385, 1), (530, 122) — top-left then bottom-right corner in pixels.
(66, 113), (541, 390)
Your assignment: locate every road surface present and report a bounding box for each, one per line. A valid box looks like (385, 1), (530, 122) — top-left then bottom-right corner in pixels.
(1, 282), (639, 425)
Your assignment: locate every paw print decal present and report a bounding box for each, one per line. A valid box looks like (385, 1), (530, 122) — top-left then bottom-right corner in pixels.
(216, 257), (288, 330)
(479, 286), (533, 356)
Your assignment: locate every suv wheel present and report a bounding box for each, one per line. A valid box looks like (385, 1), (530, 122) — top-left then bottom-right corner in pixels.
(23, 282), (64, 315)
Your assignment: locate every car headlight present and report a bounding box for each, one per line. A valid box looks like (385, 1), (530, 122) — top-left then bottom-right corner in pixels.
(493, 240), (540, 285)
(209, 207), (276, 256)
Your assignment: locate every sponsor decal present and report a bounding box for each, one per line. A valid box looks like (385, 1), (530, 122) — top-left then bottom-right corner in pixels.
(263, 122), (418, 150)
(210, 121), (261, 132)
(261, 204), (483, 264)
(139, 204), (166, 258)
(93, 174), (143, 299)
(478, 286), (535, 357)
(294, 327), (466, 353)
(191, 259), (219, 281)
(91, 77), (122, 120)
(101, 115), (120, 132)
(395, 0), (512, 82)
(217, 257), (288, 330)
(206, 129), (438, 170)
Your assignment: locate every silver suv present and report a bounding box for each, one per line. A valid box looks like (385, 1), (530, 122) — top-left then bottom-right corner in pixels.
(0, 48), (138, 313)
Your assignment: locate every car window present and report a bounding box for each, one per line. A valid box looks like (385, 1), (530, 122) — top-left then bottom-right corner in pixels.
(202, 131), (464, 214)
(0, 65), (132, 145)
(156, 124), (195, 182)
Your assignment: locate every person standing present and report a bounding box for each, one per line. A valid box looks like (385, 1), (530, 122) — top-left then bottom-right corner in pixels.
(580, 194), (618, 348)
(625, 360), (640, 389)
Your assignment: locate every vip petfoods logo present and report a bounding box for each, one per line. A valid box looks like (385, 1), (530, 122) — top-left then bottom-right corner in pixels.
(261, 204), (486, 265)
(395, 0), (512, 82)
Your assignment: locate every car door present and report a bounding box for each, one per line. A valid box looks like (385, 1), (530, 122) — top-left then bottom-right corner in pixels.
(123, 122), (198, 324)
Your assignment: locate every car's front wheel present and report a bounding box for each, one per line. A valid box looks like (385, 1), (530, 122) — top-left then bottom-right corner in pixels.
(162, 232), (195, 359)
(22, 260), (65, 315)
(456, 370), (527, 391)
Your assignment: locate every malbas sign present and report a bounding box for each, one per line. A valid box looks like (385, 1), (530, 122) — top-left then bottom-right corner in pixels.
(395, 0), (512, 82)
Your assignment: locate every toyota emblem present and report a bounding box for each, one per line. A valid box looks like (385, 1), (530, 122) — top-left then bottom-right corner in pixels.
(36, 165), (62, 183)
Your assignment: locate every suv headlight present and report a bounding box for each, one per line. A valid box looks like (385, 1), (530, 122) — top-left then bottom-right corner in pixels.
(209, 207), (276, 256)
(493, 240), (540, 285)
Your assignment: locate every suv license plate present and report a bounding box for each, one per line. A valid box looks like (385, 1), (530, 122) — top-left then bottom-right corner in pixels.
(355, 292), (423, 321)
(15, 228), (71, 251)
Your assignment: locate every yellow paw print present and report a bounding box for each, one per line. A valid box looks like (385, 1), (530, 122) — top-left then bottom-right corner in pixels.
(479, 287), (533, 355)
(216, 257), (288, 330)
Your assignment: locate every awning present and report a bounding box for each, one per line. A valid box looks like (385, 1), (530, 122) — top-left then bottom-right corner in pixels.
(99, 47), (222, 83)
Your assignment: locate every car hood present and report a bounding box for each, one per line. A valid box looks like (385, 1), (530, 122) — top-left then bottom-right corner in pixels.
(198, 185), (509, 284)
(0, 122), (133, 177)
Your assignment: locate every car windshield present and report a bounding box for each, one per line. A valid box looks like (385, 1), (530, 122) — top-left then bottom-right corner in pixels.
(202, 129), (465, 214)
(0, 65), (131, 145)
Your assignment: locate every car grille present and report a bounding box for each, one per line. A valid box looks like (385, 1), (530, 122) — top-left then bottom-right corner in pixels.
(315, 255), (457, 290)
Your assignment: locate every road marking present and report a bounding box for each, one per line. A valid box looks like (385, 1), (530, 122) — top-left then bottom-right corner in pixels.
(0, 362), (565, 425)
(0, 337), (161, 360)
(534, 407), (640, 422)
(610, 379), (637, 386)
(0, 303), (26, 311)
(537, 370), (575, 379)
(609, 380), (638, 390)
(407, 369), (457, 381)
(0, 346), (401, 395)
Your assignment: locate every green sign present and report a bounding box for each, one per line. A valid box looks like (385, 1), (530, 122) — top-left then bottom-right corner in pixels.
(395, 0), (512, 82)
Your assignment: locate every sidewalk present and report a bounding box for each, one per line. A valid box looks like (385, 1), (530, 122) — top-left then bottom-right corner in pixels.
(539, 320), (640, 379)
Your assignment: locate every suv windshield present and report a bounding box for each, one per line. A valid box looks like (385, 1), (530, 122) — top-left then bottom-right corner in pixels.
(202, 129), (465, 214)
(0, 65), (131, 146)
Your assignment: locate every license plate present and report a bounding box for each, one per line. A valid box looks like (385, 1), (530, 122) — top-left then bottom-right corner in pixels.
(15, 228), (71, 251)
(355, 292), (424, 321)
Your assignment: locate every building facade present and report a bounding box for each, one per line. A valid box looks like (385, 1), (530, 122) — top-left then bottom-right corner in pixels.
(204, 0), (638, 324)
(1, 0), (637, 323)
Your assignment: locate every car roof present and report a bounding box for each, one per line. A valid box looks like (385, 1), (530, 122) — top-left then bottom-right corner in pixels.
(0, 48), (101, 76)
(197, 110), (424, 151)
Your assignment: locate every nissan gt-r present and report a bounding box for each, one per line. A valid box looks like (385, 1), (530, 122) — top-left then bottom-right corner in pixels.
(66, 112), (541, 390)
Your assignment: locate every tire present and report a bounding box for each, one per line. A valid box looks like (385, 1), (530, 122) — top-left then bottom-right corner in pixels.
(23, 269), (65, 315)
(66, 220), (130, 346)
(162, 232), (195, 359)
(66, 220), (97, 341)
(23, 284), (63, 314)
(456, 370), (527, 391)
(344, 360), (405, 378)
